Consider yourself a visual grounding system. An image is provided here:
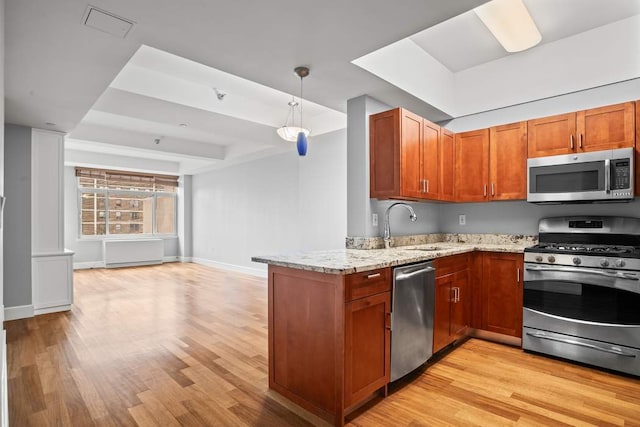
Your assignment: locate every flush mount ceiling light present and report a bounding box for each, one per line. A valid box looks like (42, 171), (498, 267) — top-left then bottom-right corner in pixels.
(277, 66), (310, 156)
(474, 0), (541, 53)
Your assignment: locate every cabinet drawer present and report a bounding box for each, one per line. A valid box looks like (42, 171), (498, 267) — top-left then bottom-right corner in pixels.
(433, 253), (470, 277)
(345, 268), (391, 301)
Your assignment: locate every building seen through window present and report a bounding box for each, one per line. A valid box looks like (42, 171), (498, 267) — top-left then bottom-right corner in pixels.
(76, 168), (178, 237)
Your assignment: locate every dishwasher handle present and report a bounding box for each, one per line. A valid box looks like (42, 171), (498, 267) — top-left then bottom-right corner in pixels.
(395, 266), (435, 281)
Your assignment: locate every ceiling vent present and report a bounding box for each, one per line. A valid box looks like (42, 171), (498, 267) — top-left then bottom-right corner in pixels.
(82, 5), (135, 38)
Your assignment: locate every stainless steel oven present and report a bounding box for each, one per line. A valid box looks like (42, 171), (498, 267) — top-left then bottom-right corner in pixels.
(527, 147), (634, 203)
(523, 216), (640, 376)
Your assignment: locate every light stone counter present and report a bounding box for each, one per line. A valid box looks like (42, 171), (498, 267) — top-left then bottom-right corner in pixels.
(252, 238), (534, 275)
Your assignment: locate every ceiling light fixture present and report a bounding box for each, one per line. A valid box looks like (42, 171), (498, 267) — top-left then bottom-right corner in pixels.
(277, 66), (310, 156)
(474, 0), (541, 53)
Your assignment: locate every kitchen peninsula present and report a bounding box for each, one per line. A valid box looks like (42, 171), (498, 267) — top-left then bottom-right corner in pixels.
(252, 235), (532, 426)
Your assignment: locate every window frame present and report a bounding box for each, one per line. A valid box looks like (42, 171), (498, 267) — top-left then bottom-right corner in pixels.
(77, 182), (178, 240)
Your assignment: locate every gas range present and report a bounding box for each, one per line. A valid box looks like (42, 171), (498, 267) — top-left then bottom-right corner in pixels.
(524, 216), (640, 271)
(522, 216), (640, 377)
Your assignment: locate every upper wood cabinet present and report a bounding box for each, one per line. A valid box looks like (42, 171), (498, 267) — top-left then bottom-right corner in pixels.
(528, 102), (635, 158)
(489, 122), (527, 200)
(455, 124), (527, 202)
(439, 129), (455, 202)
(370, 108), (443, 201)
(454, 129), (490, 202)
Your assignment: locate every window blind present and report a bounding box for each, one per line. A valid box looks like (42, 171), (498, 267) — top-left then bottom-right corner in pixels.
(75, 167), (179, 191)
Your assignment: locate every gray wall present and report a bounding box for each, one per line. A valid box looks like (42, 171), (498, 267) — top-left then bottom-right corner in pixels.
(439, 200), (640, 235)
(3, 125), (31, 308)
(178, 175), (193, 259)
(346, 81), (640, 239)
(0, 0), (5, 315)
(63, 166), (181, 265)
(192, 129), (347, 274)
(434, 79), (640, 235)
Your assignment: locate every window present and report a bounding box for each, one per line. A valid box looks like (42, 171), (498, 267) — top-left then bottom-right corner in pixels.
(76, 167), (178, 237)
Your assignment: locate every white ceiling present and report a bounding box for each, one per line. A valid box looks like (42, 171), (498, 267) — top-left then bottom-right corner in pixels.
(5, 0), (640, 175)
(411, 0), (640, 72)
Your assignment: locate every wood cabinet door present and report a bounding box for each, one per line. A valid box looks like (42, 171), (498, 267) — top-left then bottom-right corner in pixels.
(454, 129), (489, 202)
(433, 274), (453, 353)
(636, 101), (640, 197)
(344, 292), (390, 408)
(370, 109), (401, 198)
(527, 112), (576, 158)
(400, 109), (423, 199)
(481, 253), (524, 338)
(489, 122), (527, 200)
(438, 128), (455, 202)
(577, 102), (635, 152)
(422, 119), (440, 199)
(450, 269), (470, 341)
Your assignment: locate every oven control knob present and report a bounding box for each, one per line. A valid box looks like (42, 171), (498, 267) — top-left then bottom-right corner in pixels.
(547, 255), (556, 263)
(535, 255), (543, 262)
(572, 257), (581, 265)
(615, 259), (626, 268)
(600, 259), (610, 267)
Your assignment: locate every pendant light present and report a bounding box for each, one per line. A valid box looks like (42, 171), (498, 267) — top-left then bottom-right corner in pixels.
(294, 66), (309, 156)
(276, 66), (310, 156)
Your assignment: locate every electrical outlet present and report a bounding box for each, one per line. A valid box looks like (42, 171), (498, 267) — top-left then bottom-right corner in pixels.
(458, 214), (466, 226)
(372, 213), (378, 227)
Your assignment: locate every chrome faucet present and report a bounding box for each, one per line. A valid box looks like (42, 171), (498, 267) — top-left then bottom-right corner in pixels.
(383, 202), (417, 249)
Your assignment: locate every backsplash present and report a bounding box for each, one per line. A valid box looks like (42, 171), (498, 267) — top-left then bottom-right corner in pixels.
(346, 233), (537, 249)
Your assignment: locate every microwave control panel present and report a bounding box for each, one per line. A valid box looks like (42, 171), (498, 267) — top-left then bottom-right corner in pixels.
(611, 159), (631, 191)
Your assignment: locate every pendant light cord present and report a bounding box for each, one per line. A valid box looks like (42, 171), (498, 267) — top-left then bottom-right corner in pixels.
(299, 75), (303, 129)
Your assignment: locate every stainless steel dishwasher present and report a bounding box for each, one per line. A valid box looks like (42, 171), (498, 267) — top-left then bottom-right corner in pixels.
(390, 261), (436, 382)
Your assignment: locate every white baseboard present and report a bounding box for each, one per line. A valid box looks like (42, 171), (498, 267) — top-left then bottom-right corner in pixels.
(163, 256), (179, 263)
(74, 261), (105, 270)
(4, 305), (34, 321)
(34, 304), (72, 316)
(191, 258), (267, 278)
(180, 257), (193, 263)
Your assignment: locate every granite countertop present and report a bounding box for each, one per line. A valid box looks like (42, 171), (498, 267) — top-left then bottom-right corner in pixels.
(251, 241), (532, 275)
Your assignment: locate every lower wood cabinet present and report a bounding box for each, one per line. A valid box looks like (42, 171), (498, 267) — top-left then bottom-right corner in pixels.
(268, 265), (391, 427)
(345, 291), (390, 408)
(481, 252), (524, 338)
(433, 254), (470, 353)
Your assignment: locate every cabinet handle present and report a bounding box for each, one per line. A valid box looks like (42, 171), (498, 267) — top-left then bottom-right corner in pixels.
(426, 179), (429, 194)
(483, 184), (487, 197)
(366, 273), (381, 279)
(579, 133), (583, 149)
(517, 268), (520, 283)
(491, 183), (495, 196)
(456, 287), (460, 303)
(386, 312), (392, 330)
(570, 134), (575, 150)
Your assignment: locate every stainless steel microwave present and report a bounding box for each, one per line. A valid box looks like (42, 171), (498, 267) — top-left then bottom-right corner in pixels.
(527, 147), (634, 203)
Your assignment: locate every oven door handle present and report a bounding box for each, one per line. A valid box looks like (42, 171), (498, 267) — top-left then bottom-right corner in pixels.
(525, 265), (639, 281)
(526, 332), (636, 358)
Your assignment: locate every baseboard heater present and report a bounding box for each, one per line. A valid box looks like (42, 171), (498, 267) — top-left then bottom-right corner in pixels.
(103, 239), (164, 268)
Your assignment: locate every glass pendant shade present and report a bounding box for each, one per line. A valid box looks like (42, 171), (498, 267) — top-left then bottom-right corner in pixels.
(296, 131), (308, 156)
(277, 126), (309, 142)
(277, 66), (311, 156)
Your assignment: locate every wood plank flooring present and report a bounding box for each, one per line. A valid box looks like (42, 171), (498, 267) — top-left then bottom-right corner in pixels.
(5, 263), (640, 426)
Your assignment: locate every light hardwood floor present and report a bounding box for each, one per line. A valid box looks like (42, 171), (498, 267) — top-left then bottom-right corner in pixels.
(5, 263), (640, 426)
